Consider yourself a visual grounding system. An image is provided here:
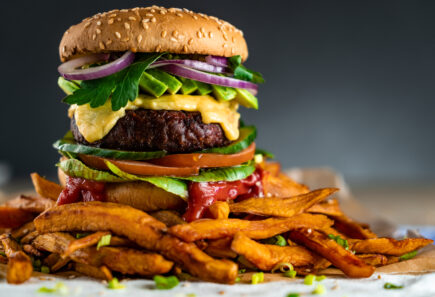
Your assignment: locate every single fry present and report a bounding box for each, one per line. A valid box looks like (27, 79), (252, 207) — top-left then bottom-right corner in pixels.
(263, 172), (309, 198)
(20, 231), (40, 244)
(357, 254), (388, 266)
(75, 262), (111, 280)
(1, 234), (33, 284)
(150, 210), (185, 227)
(231, 232), (322, 271)
(205, 238), (237, 259)
(289, 229), (375, 278)
(208, 201), (230, 219)
(0, 206), (34, 229)
(169, 213), (333, 242)
(5, 195), (55, 213)
(43, 253), (70, 272)
(349, 238), (433, 256)
(30, 173), (63, 200)
(229, 188), (338, 217)
(63, 231), (111, 258)
(307, 199), (343, 217)
(11, 221), (36, 240)
(331, 215), (377, 239)
(34, 202), (237, 283)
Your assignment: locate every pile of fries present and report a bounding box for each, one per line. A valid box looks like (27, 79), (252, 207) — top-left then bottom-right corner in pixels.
(0, 163), (432, 284)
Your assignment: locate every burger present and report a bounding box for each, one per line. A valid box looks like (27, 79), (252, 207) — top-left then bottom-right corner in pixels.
(54, 5), (268, 222)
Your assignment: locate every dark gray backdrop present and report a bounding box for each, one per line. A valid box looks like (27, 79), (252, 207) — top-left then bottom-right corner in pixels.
(1, 0), (434, 185)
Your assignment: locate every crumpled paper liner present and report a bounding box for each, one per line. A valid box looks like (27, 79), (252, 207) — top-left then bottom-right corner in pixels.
(1, 168), (434, 282)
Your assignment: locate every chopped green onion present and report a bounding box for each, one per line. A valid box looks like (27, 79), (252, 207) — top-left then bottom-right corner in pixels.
(399, 250), (418, 261)
(312, 284), (326, 295)
(275, 235), (287, 247)
(384, 282), (403, 289)
(304, 274), (315, 285)
(238, 268), (246, 274)
(328, 234), (349, 250)
(251, 272), (264, 284)
(284, 270), (297, 278)
(37, 282), (69, 295)
(271, 262), (293, 273)
(315, 275), (326, 281)
(186, 294), (197, 297)
(154, 275), (179, 290)
(0, 251), (6, 257)
(235, 277), (241, 283)
(286, 294), (300, 297)
(107, 277), (125, 290)
(40, 266), (50, 274)
(96, 234), (111, 250)
(75, 233), (90, 239)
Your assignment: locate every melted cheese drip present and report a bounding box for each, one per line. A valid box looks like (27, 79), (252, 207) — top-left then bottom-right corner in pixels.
(69, 94), (240, 143)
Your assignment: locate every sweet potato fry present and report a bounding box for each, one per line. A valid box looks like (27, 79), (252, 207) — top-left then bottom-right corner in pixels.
(208, 201), (230, 219)
(23, 244), (42, 257)
(261, 161), (281, 176)
(63, 231), (110, 258)
(5, 195), (55, 213)
(106, 182), (185, 212)
(43, 253), (70, 272)
(0, 206), (34, 229)
(230, 188), (338, 217)
(263, 172), (309, 198)
(11, 221), (35, 240)
(1, 234), (33, 284)
(33, 232), (174, 276)
(357, 254), (388, 266)
(169, 213), (333, 242)
(34, 202), (237, 283)
(205, 238), (237, 259)
(307, 199), (343, 217)
(289, 229), (375, 278)
(349, 238), (433, 256)
(74, 262), (111, 280)
(30, 173), (63, 200)
(150, 210), (185, 227)
(231, 232), (323, 271)
(331, 215), (377, 239)
(20, 231), (39, 244)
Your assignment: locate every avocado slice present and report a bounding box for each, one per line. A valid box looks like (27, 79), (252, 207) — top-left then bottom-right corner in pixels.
(58, 77), (80, 95)
(139, 72), (168, 97)
(147, 69), (182, 94)
(212, 85), (237, 101)
(179, 77), (198, 95)
(195, 81), (213, 95)
(234, 88), (258, 109)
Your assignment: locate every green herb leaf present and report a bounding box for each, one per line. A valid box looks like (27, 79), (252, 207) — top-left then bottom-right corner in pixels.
(328, 234), (349, 250)
(384, 282), (404, 289)
(96, 234), (111, 250)
(37, 282), (69, 294)
(153, 275), (179, 290)
(262, 235), (288, 247)
(238, 268), (246, 274)
(399, 250), (418, 261)
(107, 277), (125, 290)
(251, 272), (264, 284)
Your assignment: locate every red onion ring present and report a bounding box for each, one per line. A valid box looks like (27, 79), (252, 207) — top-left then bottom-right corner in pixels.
(160, 64), (258, 95)
(58, 51), (135, 80)
(150, 59), (227, 73)
(205, 56), (228, 67)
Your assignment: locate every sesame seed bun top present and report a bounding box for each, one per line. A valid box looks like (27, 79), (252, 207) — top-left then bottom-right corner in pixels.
(59, 6), (248, 62)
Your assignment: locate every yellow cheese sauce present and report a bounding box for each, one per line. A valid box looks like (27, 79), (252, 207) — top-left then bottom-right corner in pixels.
(68, 94), (240, 143)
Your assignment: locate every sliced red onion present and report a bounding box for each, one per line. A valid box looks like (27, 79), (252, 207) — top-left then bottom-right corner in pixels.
(205, 56), (228, 67)
(58, 51), (135, 80)
(160, 64), (258, 95)
(149, 59), (227, 73)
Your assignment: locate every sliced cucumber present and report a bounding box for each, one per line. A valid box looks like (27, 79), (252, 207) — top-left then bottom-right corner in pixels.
(235, 88), (258, 109)
(201, 126), (257, 154)
(147, 69), (182, 94)
(139, 72), (168, 97)
(179, 77), (198, 94)
(212, 85), (237, 101)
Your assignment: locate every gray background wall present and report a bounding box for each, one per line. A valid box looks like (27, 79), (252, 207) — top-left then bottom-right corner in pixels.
(0, 0), (434, 186)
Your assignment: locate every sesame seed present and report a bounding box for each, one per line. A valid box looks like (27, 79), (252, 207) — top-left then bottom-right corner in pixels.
(172, 30), (178, 37)
(92, 34), (96, 40)
(117, 17), (121, 21)
(209, 32), (213, 38)
(97, 21), (101, 26)
(142, 18), (150, 23)
(137, 35), (143, 43)
(120, 9), (128, 12)
(115, 31), (121, 39)
(170, 37), (178, 42)
(160, 10), (167, 15)
(142, 22), (149, 30)
(183, 45), (188, 52)
(146, 13), (153, 17)
(84, 22), (91, 28)
(156, 44), (162, 51)
(151, 17), (156, 23)
(109, 13), (117, 17)
(178, 34), (185, 40)
(122, 37), (130, 42)
(232, 36), (236, 43)
(96, 28), (101, 34)
(223, 43), (228, 48)
(129, 16), (136, 21)
(200, 27), (205, 33)
(108, 18), (114, 24)
(183, 8), (190, 13)
(176, 13), (183, 17)
(150, 9), (156, 13)
(168, 8), (177, 13)
(193, 15), (198, 20)
(188, 38), (193, 45)
(99, 41), (105, 49)
(223, 34), (228, 41)
(161, 30), (167, 37)
(124, 22), (130, 30)
(106, 39), (113, 45)
(196, 31), (202, 38)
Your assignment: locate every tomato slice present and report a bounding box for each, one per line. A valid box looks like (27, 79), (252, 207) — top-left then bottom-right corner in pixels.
(79, 154), (200, 177)
(149, 143), (256, 168)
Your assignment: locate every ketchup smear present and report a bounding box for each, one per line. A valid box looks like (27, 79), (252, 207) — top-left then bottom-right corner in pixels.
(183, 168), (264, 222)
(57, 176), (106, 205)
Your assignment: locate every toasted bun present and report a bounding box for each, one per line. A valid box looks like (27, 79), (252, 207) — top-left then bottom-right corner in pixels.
(59, 6), (248, 62)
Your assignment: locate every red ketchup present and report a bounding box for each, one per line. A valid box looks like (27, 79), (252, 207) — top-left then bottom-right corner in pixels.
(183, 168), (264, 222)
(57, 176), (106, 205)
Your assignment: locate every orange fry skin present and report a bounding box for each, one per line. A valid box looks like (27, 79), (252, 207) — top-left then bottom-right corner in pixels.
(263, 172), (309, 198)
(331, 215), (377, 239)
(350, 238), (433, 256)
(0, 207), (34, 229)
(30, 173), (63, 200)
(307, 199), (343, 217)
(357, 254), (388, 266)
(229, 188), (338, 217)
(1, 235), (33, 284)
(231, 232), (322, 271)
(169, 213), (333, 242)
(205, 238), (237, 259)
(208, 201), (230, 219)
(289, 229), (375, 278)
(63, 231), (111, 258)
